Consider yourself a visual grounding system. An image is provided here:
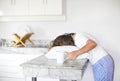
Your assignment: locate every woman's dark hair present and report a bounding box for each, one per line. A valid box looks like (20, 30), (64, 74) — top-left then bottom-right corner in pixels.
(52, 33), (75, 47)
(48, 33), (75, 50)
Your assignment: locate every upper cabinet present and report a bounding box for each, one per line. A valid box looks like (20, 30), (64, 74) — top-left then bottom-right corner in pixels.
(0, 0), (28, 16)
(29, 0), (45, 15)
(45, 0), (62, 15)
(29, 0), (62, 15)
(0, 0), (65, 21)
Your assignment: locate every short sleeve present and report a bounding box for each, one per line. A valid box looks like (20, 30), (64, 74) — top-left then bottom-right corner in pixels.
(74, 33), (89, 48)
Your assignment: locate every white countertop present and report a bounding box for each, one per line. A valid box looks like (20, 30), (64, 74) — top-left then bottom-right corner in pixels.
(21, 55), (89, 80)
(0, 47), (48, 55)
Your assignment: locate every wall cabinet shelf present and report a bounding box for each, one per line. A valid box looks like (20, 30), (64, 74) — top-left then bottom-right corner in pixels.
(0, 0), (65, 21)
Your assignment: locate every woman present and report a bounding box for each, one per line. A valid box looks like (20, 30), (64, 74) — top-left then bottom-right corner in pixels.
(49, 33), (114, 81)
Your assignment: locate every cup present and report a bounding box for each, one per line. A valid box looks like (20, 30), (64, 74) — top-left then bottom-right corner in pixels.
(56, 52), (65, 65)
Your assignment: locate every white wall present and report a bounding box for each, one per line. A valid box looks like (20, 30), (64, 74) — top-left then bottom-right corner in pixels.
(0, 0), (120, 81)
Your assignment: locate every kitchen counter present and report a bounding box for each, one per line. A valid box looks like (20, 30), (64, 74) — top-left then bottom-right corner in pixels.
(0, 47), (48, 55)
(0, 39), (50, 55)
(21, 55), (89, 81)
(0, 47), (49, 81)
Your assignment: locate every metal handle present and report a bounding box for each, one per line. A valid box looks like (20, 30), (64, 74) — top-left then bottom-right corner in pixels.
(11, 0), (13, 5)
(43, 0), (44, 4)
(45, 0), (47, 4)
(14, 0), (16, 5)
(43, 0), (47, 4)
(11, 0), (15, 5)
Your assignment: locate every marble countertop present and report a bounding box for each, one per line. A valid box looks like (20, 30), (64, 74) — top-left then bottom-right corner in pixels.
(21, 55), (89, 80)
(0, 39), (51, 54)
(21, 55), (88, 69)
(0, 47), (48, 55)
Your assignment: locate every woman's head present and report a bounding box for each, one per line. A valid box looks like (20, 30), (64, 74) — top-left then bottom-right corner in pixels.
(52, 34), (75, 47)
(48, 33), (75, 50)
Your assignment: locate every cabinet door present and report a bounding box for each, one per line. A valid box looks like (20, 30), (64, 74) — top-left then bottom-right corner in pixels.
(29, 0), (62, 15)
(0, 0), (28, 16)
(0, 0), (12, 16)
(29, 0), (45, 15)
(45, 0), (62, 15)
(11, 0), (29, 16)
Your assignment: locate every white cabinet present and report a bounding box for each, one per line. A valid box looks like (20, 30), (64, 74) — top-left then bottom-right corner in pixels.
(45, 0), (62, 15)
(0, 0), (12, 16)
(29, 0), (62, 15)
(0, 0), (65, 21)
(0, 0), (63, 16)
(29, 0), (45, 15)
(0, 54), (41, 81)
(0, 0), (28, 16)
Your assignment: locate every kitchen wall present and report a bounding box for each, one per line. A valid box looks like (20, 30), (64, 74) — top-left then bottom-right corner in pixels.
(0, 0), (120, 81)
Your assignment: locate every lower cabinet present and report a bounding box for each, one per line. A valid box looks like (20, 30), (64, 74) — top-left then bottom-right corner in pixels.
(0, 54), (41, 81)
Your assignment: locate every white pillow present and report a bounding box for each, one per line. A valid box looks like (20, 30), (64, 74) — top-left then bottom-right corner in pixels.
(45, 46), (89, 59)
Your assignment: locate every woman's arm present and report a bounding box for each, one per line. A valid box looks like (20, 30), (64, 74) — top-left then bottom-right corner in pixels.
(66, 39), (97, 60)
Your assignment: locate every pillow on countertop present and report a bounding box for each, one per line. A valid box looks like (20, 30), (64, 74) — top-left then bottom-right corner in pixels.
(45, 46), (89, 60)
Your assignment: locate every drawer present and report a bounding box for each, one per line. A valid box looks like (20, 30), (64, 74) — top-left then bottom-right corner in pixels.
(0, 65), (22, 73)
(0, 54), (27, 61)
(0, 54), (39, 66)
(0, 77), (24, 81)
(0, 59), (27, 66)
(0, 71), (24, 78)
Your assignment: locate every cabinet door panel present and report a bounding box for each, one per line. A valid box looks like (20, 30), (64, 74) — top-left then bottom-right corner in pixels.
(0, 0), (28, 16)
(0, 0), (11, 9)
(0, 78), (24, 81)
(29, 0), (45, 15)
(0, 66), (22, 73)
(0, 71), (24, 78)
(45, 0), (62, 15)
(0, 0), (12, 15)
(11, 0), (29, 15)
(29, 0), (62, 15)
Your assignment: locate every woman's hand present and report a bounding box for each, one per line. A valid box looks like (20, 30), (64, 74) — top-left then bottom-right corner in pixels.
(66, 51), (79, 60)
(66, 39), (97, 60)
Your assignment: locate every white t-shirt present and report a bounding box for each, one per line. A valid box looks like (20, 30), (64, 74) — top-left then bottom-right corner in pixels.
(74, 33), (108, 64)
